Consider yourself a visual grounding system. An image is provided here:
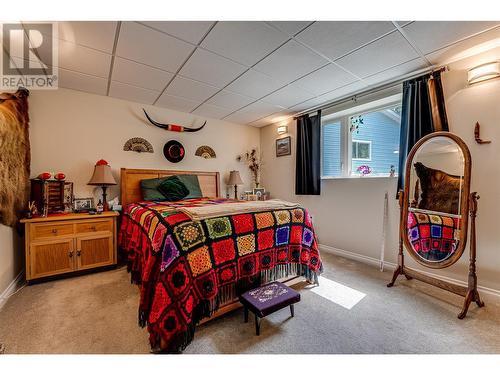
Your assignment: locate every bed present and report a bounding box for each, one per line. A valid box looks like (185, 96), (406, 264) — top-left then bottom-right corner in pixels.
(118, 168), (322, 352)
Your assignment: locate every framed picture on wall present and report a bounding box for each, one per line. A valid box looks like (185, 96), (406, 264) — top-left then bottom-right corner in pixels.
(276, 136), (291, 157)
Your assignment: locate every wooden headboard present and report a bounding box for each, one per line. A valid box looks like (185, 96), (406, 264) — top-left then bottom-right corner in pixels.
(120, 168), (220, 207)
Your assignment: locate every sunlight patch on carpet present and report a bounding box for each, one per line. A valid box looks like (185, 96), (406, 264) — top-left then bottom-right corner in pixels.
(305, 276), (366, 309)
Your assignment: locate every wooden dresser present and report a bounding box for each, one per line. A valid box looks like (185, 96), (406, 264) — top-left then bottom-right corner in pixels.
(20, 211), (119, 281)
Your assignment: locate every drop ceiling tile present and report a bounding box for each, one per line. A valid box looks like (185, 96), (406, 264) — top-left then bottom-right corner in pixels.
(109, 81), (160, 104)
(192, 103), (233, 119)
(116, 22), (194, 72)
(295, 21), (395, 60)
(206, 90), (255, 111)
(318, 81), (369, 102)
(58, 68), (108, 95)
(289, 81), (368, 112)
(56, 21), (117, 53)
(254, 40), (329, 84)
(268, 21), (312, 36)
(293, 63), (358, 95)
(58, 39), (112, 78)
(262, 82), (316, 108)
(403, 21), (500, 54)
(141, 21), (214, 44)
(396, 21), (412, 27)
(225, 69), (284, 98)
(179, 48), (247, 88)
(425, 26), (500, 65)
(249, 110), (294, 127)
(287, 96), (323, 112)
(336, 31), (418, 78)
(165, 76), (220, 102)
(224, 100), (285, 124)
(363, 58), (428, 86)
(201, 21), (288, 66)
(156, 92), (200, 113)
(112, 57), (174, 91)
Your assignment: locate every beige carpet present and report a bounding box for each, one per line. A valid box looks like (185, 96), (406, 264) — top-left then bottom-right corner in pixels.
(1, 253), (499, 354)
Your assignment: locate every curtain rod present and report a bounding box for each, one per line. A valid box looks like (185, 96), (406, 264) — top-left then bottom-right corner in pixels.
(293, 66), (447, 120)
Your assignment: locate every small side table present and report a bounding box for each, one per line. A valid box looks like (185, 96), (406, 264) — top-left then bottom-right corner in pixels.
(239, 281), (300, 336)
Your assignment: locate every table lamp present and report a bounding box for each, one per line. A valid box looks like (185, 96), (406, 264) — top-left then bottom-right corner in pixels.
(88, 159), (117, 211)
(228, 170), (243, 199)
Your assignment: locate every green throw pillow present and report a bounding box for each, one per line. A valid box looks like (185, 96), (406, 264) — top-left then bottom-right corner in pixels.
(140, 177), (168, 201)
(177, 174), (202, 199)
(157, 176), (189, 201)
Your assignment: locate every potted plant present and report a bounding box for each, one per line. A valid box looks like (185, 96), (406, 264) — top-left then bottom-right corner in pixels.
(237, 148), (262, 188)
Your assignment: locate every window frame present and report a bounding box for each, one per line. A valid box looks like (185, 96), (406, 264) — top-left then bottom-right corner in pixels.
(351, 139), (372, 161)
(321, 97), (402, 179)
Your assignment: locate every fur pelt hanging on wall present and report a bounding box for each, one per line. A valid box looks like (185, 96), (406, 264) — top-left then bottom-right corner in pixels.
(0, 88), (30, 226)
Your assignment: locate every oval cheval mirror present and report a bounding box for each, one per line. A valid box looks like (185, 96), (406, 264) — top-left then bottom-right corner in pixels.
(387, 131), (485, 319)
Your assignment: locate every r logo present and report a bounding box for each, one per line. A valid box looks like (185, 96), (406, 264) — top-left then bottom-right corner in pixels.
(1, 22), (58, 89)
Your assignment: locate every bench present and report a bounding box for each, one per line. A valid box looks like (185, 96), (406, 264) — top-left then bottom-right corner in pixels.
(239, 281), (301, 336)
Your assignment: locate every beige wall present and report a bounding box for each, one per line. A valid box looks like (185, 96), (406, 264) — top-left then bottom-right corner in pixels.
(0, 225), (22, 297)
(0, 87), (259, 296)
(28, 88), (260, 200)
(260, 49), (500, 292)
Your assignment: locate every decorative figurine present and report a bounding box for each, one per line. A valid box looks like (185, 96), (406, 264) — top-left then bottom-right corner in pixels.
(96, 199), (104, 214)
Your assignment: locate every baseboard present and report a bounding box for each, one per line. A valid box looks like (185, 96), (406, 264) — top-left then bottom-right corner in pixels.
(319, 244), (500, 299)
(0, 271), (24, 311)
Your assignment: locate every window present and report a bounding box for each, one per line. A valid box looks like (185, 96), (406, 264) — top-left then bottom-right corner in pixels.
(322, 99), (401, 178)
(352, 140), (371, 161)
(322, 121), (342, 177)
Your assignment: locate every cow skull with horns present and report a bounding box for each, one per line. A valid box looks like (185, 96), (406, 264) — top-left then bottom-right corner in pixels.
(143, 109), (206, 132)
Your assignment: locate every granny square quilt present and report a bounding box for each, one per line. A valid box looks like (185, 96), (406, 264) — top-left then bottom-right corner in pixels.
(119, 197), (322, 353)
(407, 211), (460, 262)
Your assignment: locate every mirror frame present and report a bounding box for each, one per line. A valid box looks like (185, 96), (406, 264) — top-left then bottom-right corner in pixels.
(401, 131), (471, 269)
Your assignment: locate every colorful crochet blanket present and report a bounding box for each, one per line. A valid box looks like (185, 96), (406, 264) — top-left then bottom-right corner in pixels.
(119, 198), (322, 352)
(407, 210), (460, 262)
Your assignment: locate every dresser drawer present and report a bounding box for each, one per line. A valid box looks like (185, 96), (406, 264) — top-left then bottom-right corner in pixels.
(75, 219), (113, 234)
(32, 223), (74, 240)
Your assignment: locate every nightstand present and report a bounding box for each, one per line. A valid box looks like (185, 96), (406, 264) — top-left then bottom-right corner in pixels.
(20, 211), (119, 281)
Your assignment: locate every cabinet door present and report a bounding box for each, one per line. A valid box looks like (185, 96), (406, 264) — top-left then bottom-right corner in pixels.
(76, 234), (114, 270)
(30, 239), (75, 279)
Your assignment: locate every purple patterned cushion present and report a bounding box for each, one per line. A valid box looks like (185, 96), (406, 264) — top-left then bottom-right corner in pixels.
(239, 281), (300, 317)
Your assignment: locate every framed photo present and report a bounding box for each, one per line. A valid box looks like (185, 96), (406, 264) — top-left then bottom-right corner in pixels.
(73, 197), (94, 212)
(63, 182), (73, 212)
(276, 136), (291, 157)
(253, 188), (265, 198)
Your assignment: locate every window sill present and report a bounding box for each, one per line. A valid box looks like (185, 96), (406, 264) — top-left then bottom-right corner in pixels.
(321, 175), (398, 180)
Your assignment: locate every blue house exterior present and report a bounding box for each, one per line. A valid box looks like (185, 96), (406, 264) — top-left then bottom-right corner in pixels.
(322, 110), (400, 177)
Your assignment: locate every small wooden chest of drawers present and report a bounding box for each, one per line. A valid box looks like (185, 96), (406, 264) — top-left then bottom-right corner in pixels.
(20, 211), (119, 281)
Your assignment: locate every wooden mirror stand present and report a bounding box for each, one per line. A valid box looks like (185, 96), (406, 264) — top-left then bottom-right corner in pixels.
(388, 191), (484, 319)
(387, 132), (485, 319)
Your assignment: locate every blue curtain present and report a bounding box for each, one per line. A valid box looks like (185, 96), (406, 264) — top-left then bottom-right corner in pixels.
(295, 110), (321, 195)
(397, 71), (449, 194)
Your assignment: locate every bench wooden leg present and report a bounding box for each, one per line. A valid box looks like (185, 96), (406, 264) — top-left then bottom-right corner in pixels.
(244, 307), (249, 323)
(255, 314), (260, 336)
(290, 304), (294, 317)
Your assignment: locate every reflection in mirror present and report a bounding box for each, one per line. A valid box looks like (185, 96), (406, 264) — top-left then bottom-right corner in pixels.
(408, 136), (465, 216)
(406, 136), (465, 263)
(407, 211), (460, 262)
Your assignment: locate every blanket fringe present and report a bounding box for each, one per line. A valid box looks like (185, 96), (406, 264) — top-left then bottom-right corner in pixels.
(119, 208), (323, 354)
